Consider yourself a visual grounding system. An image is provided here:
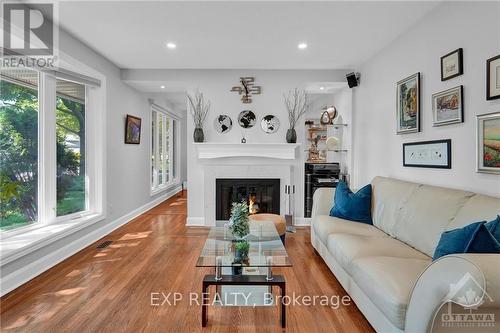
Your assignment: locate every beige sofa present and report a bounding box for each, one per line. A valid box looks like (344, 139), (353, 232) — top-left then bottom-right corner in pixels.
(311, 176), (500, 333)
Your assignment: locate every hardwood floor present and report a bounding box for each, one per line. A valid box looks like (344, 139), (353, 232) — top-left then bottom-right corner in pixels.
(0, 191), (375, 333)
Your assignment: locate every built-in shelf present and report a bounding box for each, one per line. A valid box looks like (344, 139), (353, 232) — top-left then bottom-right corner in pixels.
(195, 143), (300, 160)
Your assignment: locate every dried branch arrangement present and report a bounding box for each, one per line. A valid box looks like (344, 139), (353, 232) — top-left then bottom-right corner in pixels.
(187, 91), (210, 128)
(284, 88), (308, 129)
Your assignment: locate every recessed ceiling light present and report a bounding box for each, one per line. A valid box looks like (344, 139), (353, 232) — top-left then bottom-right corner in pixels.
(160, 85), (165, 89)
(319, 86), (325, 90)
(298, 43), (307, 50)
(166, 42), (176, 49)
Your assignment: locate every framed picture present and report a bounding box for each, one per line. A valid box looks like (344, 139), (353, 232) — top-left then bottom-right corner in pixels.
(403, 139), (451, 169)
(397, 72), (420, 134)
(486, 55), (500, 100)
(441, 48), (463, 81)
(432, 85), (464, 126)
(477, 112), (500, 174)
(125, 114), (142, 144)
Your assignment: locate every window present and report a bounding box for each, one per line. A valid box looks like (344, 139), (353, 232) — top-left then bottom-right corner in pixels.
(0, 68), (103, 233)
(151, 104), (179, 193)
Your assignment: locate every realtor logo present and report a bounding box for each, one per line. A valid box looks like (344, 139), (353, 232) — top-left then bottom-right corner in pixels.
(2, 2), (54, 56)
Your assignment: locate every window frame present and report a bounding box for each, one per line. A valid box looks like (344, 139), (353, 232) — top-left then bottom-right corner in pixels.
(0, 65), (106, 238)
(150, 103), (180, 196)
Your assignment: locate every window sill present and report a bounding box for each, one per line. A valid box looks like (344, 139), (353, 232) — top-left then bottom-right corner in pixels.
(0, 212), (105, 267)
(150, 180), (180, 197)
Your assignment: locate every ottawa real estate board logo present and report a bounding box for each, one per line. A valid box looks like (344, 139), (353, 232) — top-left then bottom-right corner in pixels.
(2, 1), (58, 68)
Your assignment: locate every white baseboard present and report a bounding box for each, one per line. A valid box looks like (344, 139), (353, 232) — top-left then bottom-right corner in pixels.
(294, 217), (311, 226)
(1, 186), (182, 297)
(186, 217), (205, 226)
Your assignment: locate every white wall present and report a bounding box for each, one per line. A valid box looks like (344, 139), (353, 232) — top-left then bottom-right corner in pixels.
(353, 1), (500, 197)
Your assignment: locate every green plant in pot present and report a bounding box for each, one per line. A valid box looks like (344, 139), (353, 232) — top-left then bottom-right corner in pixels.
(284, 88), (308, 143)
(232, 240), (249, 275)
(228, 201), (250, 239)
(187, 91), (210, 143)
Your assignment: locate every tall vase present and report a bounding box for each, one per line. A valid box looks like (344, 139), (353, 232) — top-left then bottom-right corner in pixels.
(193, 127), (204, 142)
(286, 128), (297, 143)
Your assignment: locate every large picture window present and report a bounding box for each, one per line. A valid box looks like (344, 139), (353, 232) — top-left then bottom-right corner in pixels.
(0, 68), (102, 232)
(151, 105), (179, 193)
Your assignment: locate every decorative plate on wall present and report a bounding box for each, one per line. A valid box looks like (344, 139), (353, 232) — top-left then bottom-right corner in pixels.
(261, 115), (280, 134)
(213, 115), (233, 134)
(238, 110), (256, 128)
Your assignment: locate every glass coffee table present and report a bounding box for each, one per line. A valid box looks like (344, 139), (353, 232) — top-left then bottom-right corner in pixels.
(196, 220), (292, 328)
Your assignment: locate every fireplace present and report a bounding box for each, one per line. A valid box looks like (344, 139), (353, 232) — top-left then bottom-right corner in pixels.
(215, 178), (280, 220)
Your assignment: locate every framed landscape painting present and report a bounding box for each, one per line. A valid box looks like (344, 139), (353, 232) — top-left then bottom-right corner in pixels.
(125, 114), (142, 144)
(397, 73), (420, 134)
(403, 139), (451, 169)
(441, 48), (463, 81)
(477, 112), (500, 174)
(487, 55), (500, 100)
(432, 85), (463, 126)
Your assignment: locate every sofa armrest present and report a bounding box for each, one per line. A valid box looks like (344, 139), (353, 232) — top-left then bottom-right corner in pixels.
(311, 188), (335, 220)
(405, 254), (500, 333)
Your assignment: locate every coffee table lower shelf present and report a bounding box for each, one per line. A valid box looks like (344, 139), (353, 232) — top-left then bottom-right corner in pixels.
(201, 274), (286, 328)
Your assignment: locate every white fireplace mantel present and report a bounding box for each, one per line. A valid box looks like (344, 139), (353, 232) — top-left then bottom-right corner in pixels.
(194, 143), (300, 160)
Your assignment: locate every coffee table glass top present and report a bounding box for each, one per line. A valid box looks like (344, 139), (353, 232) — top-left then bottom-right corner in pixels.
(196, 221), (292, 267)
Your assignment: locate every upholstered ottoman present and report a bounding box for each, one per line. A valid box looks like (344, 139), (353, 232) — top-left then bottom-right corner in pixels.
(249, 213), (286, 244)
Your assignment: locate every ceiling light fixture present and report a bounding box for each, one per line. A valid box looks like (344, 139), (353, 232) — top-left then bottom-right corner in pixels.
(166, 42), (176, 49)
(298, 43), (307, 50)
(160, 85), (165, 89)
(319, 86), (325, 90)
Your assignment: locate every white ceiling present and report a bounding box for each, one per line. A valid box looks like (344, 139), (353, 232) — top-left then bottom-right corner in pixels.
(59, 1), (440, 70)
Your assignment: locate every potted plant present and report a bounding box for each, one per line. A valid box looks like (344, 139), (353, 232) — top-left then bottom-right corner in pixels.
(228, 201), (250, 239)
(232, 241), (249, 275)
(187, 91), (210, 142)
(284, 88), (308, 143)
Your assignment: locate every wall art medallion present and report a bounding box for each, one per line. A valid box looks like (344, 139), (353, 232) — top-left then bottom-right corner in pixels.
(432, 85), (464, 126)
(487, 55), (500, 100)
(320, 106), (337, 125)
(396, 72), (420, 134)
(477, 112), (500, 174)
(261, 115), (280, 134)
(238, 110), (256, 128)
(441, 48), (463, 81)
(124, 114), (141, 144)
(213, 115), (233, 134)
(403, 139), (451, 169)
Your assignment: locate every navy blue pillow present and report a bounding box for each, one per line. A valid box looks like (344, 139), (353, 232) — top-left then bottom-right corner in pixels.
(330, 181), (372, 224)
(485, 215), (500, 241)
(433, 219), (500, 260)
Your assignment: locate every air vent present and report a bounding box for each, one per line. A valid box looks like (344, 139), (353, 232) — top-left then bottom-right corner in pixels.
(97, 240), (113, 249)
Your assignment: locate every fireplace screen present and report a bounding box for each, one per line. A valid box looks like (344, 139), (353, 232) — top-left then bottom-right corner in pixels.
(215, 178), (280, 220)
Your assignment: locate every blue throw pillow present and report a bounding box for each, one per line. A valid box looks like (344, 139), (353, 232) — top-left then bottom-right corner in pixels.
(433, 219), (500, 260)
(330, 181), (372, 224)
(485, 215), (500, 241)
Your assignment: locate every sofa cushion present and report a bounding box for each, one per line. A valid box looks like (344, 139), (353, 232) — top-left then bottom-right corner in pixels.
(330, 181), (372, 224)
(392, 184), (474, 257)
(447, 194), (500, 230)
(371, 176), (420, 236)
(326, 233), (429, 273)
(312, 215), (387, 245)
(350, 256), (431, 330)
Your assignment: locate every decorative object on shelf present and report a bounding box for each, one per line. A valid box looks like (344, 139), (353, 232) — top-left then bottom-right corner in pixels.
(228, 201), (250, 239)
(230, 77), (262, 103)
(305, 120), (314, 127)
(441, 48), (463, 81)
(124, 115), (142, 144)
(396, 72), (420, 134)
(477, 112), (500, 174)
(487, 55), (500, 100)
(241, 130), (247, 143)
(326, 136), (339, 151)
(188, 91), (210, 142)
(403, 139), (451, 169)
(432, 85), (464, 126)
(238, 110), (256, 128)
(214, 114), (232, 134)
(320, 105), (337, 125)
(261, 115), (280, 134)
(307, 135), (323, 162)
(284, 88), (308, 143)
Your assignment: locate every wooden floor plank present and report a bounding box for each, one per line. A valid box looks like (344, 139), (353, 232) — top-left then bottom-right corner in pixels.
(0, 191), (375, 332)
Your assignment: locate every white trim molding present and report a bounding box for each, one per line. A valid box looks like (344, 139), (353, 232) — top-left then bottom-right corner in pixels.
(194, 143), (300, 160)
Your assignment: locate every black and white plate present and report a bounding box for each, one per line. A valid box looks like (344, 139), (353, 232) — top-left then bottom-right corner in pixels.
(261, 115), (280, 134)
(238, 110), (256, 128)
(213, 115), (233, 134)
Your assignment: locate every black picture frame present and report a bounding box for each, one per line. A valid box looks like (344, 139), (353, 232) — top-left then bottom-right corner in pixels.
(441, 48), (463, 81)
(403, 139), (452, 169)
(486, 54), (500, 100)
(124, 114), (142, 144)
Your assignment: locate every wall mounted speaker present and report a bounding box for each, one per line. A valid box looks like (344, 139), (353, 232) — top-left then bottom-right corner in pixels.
(346, 72), (360, 88)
